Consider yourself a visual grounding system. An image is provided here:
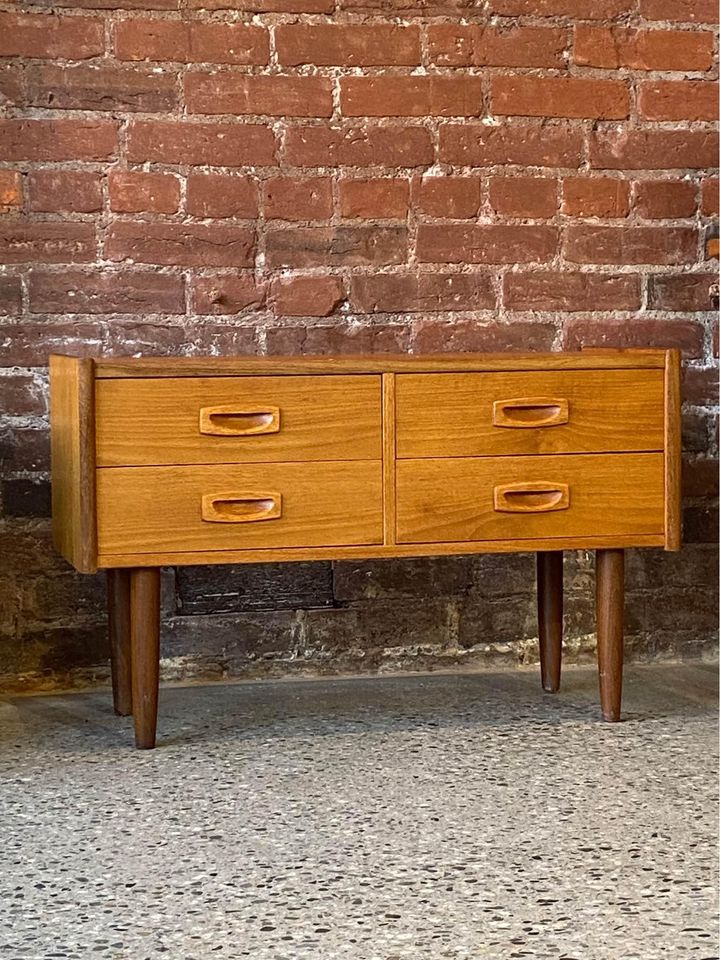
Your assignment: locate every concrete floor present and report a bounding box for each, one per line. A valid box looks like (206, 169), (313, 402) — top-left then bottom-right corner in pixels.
(0, 663), (718, 960)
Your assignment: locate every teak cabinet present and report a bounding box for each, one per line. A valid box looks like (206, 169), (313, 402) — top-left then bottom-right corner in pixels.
(50, 350), (682, 749)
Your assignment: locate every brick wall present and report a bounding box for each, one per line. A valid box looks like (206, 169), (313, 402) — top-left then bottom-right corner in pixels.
(0, 0), (717, 690)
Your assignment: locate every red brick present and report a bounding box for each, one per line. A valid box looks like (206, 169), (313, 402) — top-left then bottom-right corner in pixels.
(640, 0), (717, 22)
(0, 171), (22, 211)
(338, 0), (474, 11)
(563, 317), (705, 358)
(190, 275), (265, 315)
(106, 320), (197, 357)
(562, 178), (630, 218)
(490, 0), (633, 14)
(683, 366), (719, 405)
(189, 0), (332, 9)
(266, 323), (409, 356)
(351, 272), (495, 313)
(276, 24), (420, 66)
(26, 64), (177, 113)
(439, 124), (583, 168)
(575, 26), (714, 71)
(0, 322), (104, 367)
(492, 76), (629, 120)
(0, 277), (22, 316)
(635, 181), (697, 220)
(503, 272), (641, 312)
(339, 179), (410, 219)
(0, 223), (95, 264)
(648, 274), (717, 311)
(340, 77), (484, 118)
(186, 73), (332, 117)
(638, 81), (717, 122)
(115, 20), (268, 64)
(269, 276), (344, 317)
(29, 270), (185, 315)
(417, 224), (558, 264)
(683, 459), (718, 499)
(28, 170), (102, 214)
(428, 24), (566, 67)
(489, 177), (557, 218)
(265, 226), (407, 268)
(0, 119), (117, 162)
(34, 0), (179, 8)
(701, 179), (719, 217)
(590, 130), (718, 170)
(262, 177), (332, 221)
(0, 374), (46, 416)
(186, 174), (257, 219)
(285, 125), (433, 168)
(0, 64), (23, 107)
(412, 176), (481, 219)
(109, 170), (180, 214)
(127, 121), (277, 166)
(0, 12), (104, 58)
(565, 225), (696, 265)
(414, 319), (556, 353)
(105, 222), (255, 267)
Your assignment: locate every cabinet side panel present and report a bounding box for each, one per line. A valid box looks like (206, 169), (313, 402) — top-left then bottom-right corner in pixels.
(50, 356), (97, 573)
(664, 349), (682, 551)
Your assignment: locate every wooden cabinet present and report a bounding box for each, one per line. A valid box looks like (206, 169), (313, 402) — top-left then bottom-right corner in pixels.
(50, 350), (682, 748)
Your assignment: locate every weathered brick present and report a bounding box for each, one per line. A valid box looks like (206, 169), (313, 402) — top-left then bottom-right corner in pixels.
(0, 171), (22, 212)
(504, 272), (641, 312)
(262, 177), (333, 221)
(0, 12), (104, 58)
(562, 178), (630, 218)
(0, 277), (22, 316)
(285, 125), (433, 168)
(0, 224), (96, 265)
(26, 64), (178, 112)
(491, 0), (633, 14)
(339, 179), (410, 219)
(439, 124), (583, 168)
(0, 119), (117, 162)
(341, 77), (485, 117)
(590, 130), (718, 170)
(29, 270), (185, 315)
(414, 319), (556, 353)
(269, 276), (344, 317)
(648, 274), (716, 311)
(186, 174), (257, 219)
(563, 317), (705, 358)
(701, 178), (719, 217)
(412, 176), (481, 219)
(351, 272), (495, 313)
(188, 0), (332, 9)
(429, 24), (566, 67)
(266, 323), (410, 355)
(0, 427), (50, 473)
(492, 76), (629, 120)
(28, 170), (102, 214)
(683, 366), (719, 405)
(564, 225), (697, 265)
(105, 222), (256, 267)
(186, 72), (332, 117)
(276, 24), (420, 66)
(417, 224), (558, 264)
(176, 563), (333, 616)
(2, 479), (52, 519)
(0, 64), (23, 107)
(683, 459), (719, 499)
(339, 0), (475, 13)
(640, 0), (717, 21)
(635, 181), (697, 220)
(0, 322), (104, 367)
(265, 225), (407, 268)
(109, 170), (180, 214)
(488, 177), (558, 218)
(0, 374), (47, 417)
(190, 275), (265, 315)
(638, 81), (717, 122)
(127, 120), (277, 166)
(115, 19), (269, 64)
(575, 26), (714, 71)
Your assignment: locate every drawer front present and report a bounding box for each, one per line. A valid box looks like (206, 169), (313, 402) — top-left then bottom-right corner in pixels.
(396, 370), (664, 458)
(97, 461), (383, 555)
(396, 453), (664, 544)
(96, 375), (381, 466)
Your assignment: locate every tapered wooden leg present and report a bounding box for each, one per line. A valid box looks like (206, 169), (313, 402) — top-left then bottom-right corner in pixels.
(108, 569), (133, 716)
(537, 551), (563, 693)
(130, 568), (161, 749)
(596, 549), (624, 723)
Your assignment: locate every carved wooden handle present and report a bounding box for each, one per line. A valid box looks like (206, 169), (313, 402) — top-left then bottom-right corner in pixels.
(492, 397), (569, 428)
(493, 482), (570, 514)
(201, 492), (282, 523)
(199, 405), (280, 437)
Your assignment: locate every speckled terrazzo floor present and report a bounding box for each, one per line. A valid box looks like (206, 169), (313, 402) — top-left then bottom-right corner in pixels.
(0, 663), (718, 960)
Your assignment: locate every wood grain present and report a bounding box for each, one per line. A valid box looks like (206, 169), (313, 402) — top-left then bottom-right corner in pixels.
(537, 551), (563, 694)
(107, 568), (132, 717)
(49, 355), (98, 574)
(96, 375), (382, 466)
(396, 453), (665, 545)
(664, 349), (682, 551)
(130, 567), (161, 750)
(97, 460), (383, 555)
(382, 373), (397, 546)
(596, 548), (625, 723)
(396, 370), (665, 459)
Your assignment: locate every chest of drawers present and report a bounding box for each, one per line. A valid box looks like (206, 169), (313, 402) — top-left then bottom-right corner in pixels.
(50, 350), (681, 748)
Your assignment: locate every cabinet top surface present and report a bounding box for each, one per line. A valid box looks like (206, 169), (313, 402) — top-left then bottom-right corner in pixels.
(51, 350), (671, 379)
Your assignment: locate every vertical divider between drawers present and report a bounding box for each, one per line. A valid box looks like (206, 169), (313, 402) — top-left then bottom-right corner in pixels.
(382, 373), (397, 547)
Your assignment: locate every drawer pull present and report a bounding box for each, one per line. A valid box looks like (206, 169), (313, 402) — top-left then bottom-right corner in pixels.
(493, 482), (570, 514)
(492, 397), (569, 429)
(199, 405), (280, 437)
(201, 492), (282, 523)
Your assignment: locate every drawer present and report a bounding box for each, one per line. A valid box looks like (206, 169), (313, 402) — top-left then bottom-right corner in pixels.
(96, 375), (381, 466)
(97, 461), (383, 555)
(396, 370), (664, 458)
(396, 453), (664, 544)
